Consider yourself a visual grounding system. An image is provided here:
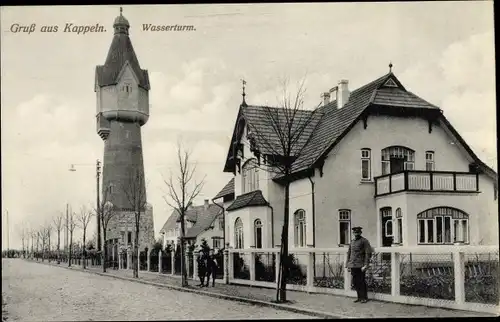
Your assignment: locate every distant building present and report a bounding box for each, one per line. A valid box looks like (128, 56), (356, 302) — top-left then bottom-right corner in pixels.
(222, 69), (498, 250)
(95, 9), (155, 256)
(159, 189), (233, 250)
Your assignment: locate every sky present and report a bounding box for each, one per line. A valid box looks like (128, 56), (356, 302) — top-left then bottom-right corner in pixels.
(1, 3), (496, 250)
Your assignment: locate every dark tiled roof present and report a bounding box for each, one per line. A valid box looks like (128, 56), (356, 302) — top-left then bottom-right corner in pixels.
(95, 18), (150, 90)
(290, 73), (396, 173)
(159, 207), (198, 234)
(185, 204), (222, 238)
(242, 106), (322, 156)
(223, 71), (497, 182)
(213, 178), (235, 200)
(226, 190), (269, 211)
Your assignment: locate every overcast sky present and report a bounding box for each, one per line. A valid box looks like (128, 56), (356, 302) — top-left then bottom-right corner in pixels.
(1, 3), (496, 249)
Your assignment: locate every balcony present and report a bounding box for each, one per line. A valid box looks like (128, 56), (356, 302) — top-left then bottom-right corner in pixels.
(375, 170), (479, 197)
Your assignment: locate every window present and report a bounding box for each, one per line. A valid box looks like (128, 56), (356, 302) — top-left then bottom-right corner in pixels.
(120, 231), (125, 244)
(385, 220), (393, 237)
(254, 219), (263, 249)
(234, 217), (244, 249)
(242, 159), (260, 193)
(426, 151), (435, 171)
(294, 210), (306, 247)
(122, 83), (132, 94)
(417, 207), (469, 244)
(338, 210), (351, 245)
(395, 208), (403, 244)
(127, 231), (132, 245)
(361, 149), (371, 181)
(218, 216), (224, 230)
(212, 238), (222, 249)
(381, 146), (415, 175)
(108, 184), (114, 194)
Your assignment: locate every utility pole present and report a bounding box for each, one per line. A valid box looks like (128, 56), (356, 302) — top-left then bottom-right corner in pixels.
(96, 159), (102, 251)
(5, 210), (9, 252)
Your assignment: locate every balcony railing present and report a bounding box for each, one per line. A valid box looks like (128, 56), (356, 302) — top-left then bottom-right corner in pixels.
(375, 170), (479, 197)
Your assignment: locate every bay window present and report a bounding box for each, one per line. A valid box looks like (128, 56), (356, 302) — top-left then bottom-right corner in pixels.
(417, 207), (469, 244)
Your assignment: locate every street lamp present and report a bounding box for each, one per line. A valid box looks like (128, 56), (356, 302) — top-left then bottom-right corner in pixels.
(68, 160), (102, 252)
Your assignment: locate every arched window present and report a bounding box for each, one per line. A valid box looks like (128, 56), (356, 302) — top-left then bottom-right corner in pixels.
(242, 159), (259, 193)
(294, 210), (306, 247)
(254, 219), (262, 249)
(234, 218), (244, 249)
(417, 207), (469, 245)
(381, 146), (415, 175)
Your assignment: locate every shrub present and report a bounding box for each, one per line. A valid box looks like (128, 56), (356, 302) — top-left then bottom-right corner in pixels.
(400, 275), (454, 300)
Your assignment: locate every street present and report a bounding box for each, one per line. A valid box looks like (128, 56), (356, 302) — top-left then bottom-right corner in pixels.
(2, 259), (314, 321)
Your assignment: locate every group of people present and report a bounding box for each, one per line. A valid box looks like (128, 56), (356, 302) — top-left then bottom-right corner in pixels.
(192, 226), (372, 302)
(196, 248), (218, 287)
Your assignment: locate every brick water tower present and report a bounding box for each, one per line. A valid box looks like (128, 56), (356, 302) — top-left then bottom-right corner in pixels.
(94, 8), (155, 255)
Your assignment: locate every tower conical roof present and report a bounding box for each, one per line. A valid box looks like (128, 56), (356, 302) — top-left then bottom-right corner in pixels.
(95, 9), (150, 90)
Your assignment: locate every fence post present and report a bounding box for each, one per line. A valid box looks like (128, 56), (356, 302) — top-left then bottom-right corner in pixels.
(158, 250), (162, 273)
(391, 251), (401, 296)
(193, 252), (198, 279)
(275, 249), (281, 284)
(454, 250), (465, 305)
(344, 253), (351, 293)
(307, 251), (314, 293)
(250, 250), (256, 281)
(224, 244), (229, 284)
(171, 249), (175, 275)
(185, 248), (191, 278)
(127, 250), (132, 270)
(147, 249), (151, 272)
(119, 251), (122, 269)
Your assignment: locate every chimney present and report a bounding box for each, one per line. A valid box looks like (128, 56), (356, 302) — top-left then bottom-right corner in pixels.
(337, 80), (350, 109)
(204, 199), (209, 210)
(320, 92), (330, 106)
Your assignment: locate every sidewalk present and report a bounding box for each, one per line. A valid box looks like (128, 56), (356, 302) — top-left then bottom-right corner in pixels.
(34, 260), (494, 319)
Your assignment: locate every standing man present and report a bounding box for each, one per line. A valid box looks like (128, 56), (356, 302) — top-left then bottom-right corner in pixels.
(346, 226), (372, 303)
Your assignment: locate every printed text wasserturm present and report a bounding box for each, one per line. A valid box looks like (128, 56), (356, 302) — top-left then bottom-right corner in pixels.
(142, 24), (196, 32)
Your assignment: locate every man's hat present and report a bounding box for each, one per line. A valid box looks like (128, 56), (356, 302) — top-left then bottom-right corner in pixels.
(352, 226), (363, 231)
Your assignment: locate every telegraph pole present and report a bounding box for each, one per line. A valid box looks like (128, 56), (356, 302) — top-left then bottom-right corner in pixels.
(5, 210), (9, 252)
(96, 159), (102, 251)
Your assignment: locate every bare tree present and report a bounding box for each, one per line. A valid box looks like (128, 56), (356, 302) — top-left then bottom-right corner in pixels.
(96, 187), (118, 273)
(18, 226), (27, 258)
(65, 211), (77, 267)
(239, 78), (323, 302)
(77, 206), (94, 269)
(53, 213), (64, 263)
(121, 169), (148, 278)
(40, 227), (49, 262)
(163, 142), (205, 287)
(46, 224), (53, 261)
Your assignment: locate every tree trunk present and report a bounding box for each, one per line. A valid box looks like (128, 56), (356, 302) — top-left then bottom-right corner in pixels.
(57, 229), (61, 264)
(82, 230), (86, 269)
(68, 231), (73, 267)
(278, 181), (290, 303)
(102, 227), (107, 273)
(134, 227), (139, 278)
(180, 211), (188, 287)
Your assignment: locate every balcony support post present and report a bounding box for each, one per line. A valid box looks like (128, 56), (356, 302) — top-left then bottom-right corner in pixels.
(389, 174), (392, 194)
(429, 172), (434, 191)
(404, 171), (409, 190)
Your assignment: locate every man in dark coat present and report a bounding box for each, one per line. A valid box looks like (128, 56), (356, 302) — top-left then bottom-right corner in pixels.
(346, 226), (373, 303)
(205, 249), (218, 287)
(197, 249), (207, 287)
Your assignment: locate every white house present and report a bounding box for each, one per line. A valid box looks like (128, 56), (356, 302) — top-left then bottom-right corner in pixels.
(222, 69), (498, 251)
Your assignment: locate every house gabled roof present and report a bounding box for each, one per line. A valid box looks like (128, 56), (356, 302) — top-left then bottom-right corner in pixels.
(223, 71), (497, 183)
(213, 178), (235, 200)
(95, 13), (150, 91)
(226, 190), (269, 212)
(159, 207), (198, 234)
(185, 204), (223, 238)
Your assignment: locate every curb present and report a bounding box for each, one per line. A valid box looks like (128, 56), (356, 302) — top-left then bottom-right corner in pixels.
(26, 259), (347, 319)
